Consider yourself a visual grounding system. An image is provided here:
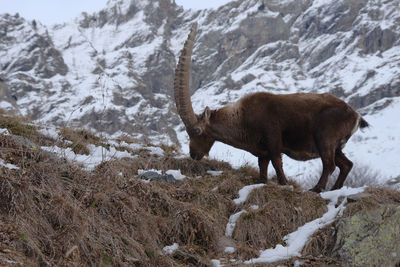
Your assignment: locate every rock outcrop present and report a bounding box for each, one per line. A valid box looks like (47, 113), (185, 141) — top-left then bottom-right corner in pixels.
(334, 205), (400, 266)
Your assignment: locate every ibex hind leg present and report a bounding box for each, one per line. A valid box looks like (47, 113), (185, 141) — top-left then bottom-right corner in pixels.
(331, 149), (353, 190)
(311, 141), (336, 193)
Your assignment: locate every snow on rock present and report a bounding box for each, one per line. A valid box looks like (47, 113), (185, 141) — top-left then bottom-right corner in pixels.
(233, 184), (266, 205)
(244, 186), (366, 264)
(165, 169), (186, 180)
(137, 169), (162, 175)
(138, 169), (186, 180)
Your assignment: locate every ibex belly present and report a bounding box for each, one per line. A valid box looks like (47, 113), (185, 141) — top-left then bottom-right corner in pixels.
(284, 150), (319, 161)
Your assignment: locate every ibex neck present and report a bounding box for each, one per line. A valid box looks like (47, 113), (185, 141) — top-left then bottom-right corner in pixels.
(207, 103), (245, 147)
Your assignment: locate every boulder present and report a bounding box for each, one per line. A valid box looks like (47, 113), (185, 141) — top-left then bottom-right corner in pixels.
(333, 205), (400, 266)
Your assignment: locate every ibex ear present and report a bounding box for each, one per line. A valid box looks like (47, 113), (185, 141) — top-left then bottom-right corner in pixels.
(204, 106), (211, 120)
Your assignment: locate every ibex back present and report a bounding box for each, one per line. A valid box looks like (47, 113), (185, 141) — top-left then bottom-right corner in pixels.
(174, 23), (369, 192)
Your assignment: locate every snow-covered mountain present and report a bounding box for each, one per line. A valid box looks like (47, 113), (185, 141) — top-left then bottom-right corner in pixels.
(0, 0), (399, 181)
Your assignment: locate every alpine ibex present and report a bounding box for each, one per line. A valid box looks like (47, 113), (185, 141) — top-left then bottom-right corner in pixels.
(174, 23), (369, 192)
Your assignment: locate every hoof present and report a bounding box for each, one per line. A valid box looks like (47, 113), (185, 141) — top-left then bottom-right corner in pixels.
(278, 181), (288, 186)
(254, 178), (267, 184)
(330, 185), (342, 191)
(310, 187), (322, 193)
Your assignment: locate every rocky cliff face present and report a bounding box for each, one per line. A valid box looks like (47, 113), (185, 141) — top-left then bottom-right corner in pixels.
(0, 0), (399, 146)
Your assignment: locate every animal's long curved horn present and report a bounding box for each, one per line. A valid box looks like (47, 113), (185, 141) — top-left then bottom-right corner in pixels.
(174, 22), (198, 133)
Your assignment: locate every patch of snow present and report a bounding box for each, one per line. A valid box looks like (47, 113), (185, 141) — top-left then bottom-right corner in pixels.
(311, 0), (334, 9)
(41, 144), (133, 170)
(162, 243), (179, 255)
(0, 128), (11, 135)
(0, 101), (13, 109)
(144, 146), (164, 156)
(245, 187), (365, 264)
(166, 169), (186, 180)
(233, 184), (266, 205)
(174, 153), (187, 159)
(211, 259), (223, 267)
(225, 210), (246, 237)
(115, 141), (143, 151)
(250, 205), (259, 210)
(345, 97), (400, 180)
(281, 185), (294, 191)
(211, 142), (257, 169)
(0, 159), (20, 170)
(37, 126), (60, 140)
(224, 246), (235, 253)
(283, 14), (292, 23)
(207, 170), (224, 176)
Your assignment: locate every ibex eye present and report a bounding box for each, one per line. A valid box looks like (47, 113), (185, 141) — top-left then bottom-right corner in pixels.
(194, 128), (202, 135)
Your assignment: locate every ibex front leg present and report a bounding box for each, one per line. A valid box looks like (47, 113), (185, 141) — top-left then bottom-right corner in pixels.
(257, 157), (270, 183)
(270, 154), (288, 185)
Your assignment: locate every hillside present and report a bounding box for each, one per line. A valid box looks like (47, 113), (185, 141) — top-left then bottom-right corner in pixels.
(0, 0), (400, 183)
(0, 112), (400, 266)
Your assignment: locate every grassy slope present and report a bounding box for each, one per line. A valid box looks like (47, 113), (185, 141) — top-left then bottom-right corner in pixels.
(0, 113), (399, 266)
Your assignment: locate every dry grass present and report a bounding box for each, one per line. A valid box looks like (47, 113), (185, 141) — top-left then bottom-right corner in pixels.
(301, 224), (337, 261)
(0, 123), (236, 266)
(2, 113), (391, 266)
(342, 187), (400, 217)
(231, 185), (327, 260)
(0, 113), (55, 147)
(0, 128), (330, 266)
(0, 135), (189, 265)
(59, 127), (108, 155)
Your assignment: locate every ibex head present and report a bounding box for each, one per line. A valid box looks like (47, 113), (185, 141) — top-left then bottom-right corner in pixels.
(174, 23), (215, 160)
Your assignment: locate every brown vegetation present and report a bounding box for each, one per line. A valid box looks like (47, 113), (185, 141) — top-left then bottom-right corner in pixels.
(233, 186), (327, 254)
(0, 113), (394, 266)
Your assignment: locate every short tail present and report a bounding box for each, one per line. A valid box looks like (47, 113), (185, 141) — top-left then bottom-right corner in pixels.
(359, 117), (369, 129)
